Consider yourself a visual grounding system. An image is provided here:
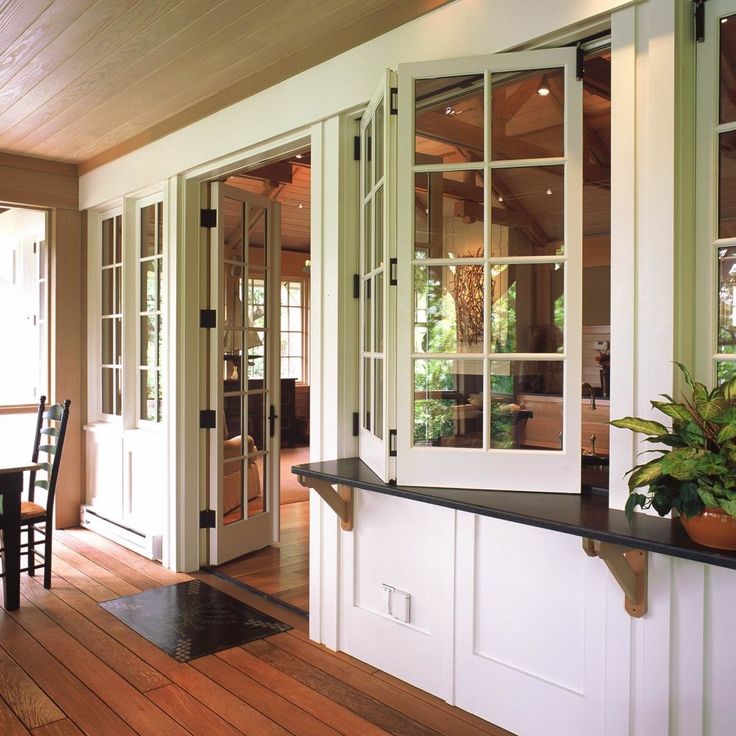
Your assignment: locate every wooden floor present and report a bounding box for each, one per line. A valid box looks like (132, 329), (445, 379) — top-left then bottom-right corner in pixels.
(216, 499), (309, 613)
(0, 528), (514, 736)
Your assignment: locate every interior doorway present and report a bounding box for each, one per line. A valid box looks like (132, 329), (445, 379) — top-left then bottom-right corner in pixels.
(210, 148), (312, 615)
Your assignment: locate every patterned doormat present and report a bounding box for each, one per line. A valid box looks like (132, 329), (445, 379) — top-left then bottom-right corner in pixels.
(101, 579), (291, 662)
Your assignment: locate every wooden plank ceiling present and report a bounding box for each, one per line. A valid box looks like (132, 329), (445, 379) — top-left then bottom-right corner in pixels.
(0, 0), (450, 173)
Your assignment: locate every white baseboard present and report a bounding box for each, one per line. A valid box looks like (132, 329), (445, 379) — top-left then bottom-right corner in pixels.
(80, 505), (162, 561)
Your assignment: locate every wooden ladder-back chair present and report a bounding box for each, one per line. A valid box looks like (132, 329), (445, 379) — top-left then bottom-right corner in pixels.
(21, 396), (71, 589)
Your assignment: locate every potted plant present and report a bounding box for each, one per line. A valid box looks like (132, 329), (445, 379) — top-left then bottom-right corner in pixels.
(611, 363), (736, 550)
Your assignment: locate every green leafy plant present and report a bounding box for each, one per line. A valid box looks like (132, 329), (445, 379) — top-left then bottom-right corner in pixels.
(611, 363), (736, 522)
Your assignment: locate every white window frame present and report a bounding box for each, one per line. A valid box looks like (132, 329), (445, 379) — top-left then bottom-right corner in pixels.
(280, 275), (309, 385)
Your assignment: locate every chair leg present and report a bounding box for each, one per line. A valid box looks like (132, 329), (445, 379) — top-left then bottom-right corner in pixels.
(27, 526), (35, 576)
(43, 525), (52, 589)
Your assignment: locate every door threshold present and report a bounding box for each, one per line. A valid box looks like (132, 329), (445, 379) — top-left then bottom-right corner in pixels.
(201, 565), (309, 620)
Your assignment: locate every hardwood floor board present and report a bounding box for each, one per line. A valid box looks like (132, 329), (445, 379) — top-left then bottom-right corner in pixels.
(267, 583), (309, 611)
(193, 654), (343, 736)
(8, 593), (191, 736)
(221, 548), (309, 577)
(217, 646), (391, 736)
(20, 576), (170, 693)
(30, 719), (85, 736)
(54, 530), (162, 591)
(0, 646), (65, 728)
(284, 628), (379, 674)
(52, 541), (139, 598)
(245, 639), (442, 736)
(44, 549), (119, 602)
(267, 634), (498, 736)
(146, 683), (248, 736)
(0, 696), (32, 736)
(0, 610), (138, 736)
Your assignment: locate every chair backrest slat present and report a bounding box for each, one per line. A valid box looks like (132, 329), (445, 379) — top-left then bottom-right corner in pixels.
(40, 427), (59, 437)
(27, 398), (71, 511)
(43, 404), (64, 421)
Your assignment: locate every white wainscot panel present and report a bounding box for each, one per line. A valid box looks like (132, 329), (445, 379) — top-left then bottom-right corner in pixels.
(85, 424), (123, 521)
(340, 491), (455, 699)
(123, 430), (164, 535)
(455, 513), (607, 736)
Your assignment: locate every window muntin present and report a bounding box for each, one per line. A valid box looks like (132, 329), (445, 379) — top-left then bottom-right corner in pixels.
(101, 213), (122, 416)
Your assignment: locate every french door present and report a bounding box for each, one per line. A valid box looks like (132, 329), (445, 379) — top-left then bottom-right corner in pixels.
(206, 183), (281, 564)
(395, 49), (583, 491)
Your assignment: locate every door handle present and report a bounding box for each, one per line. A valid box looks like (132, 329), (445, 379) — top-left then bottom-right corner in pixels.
(269, 404), (278, 438)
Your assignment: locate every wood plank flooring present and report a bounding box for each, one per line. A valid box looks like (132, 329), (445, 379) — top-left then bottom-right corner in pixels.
(0, 528), (515, 736)
(215, 500), (309, 612)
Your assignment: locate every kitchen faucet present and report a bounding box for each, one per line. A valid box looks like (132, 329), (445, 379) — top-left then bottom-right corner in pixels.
(582, 382), (597, 410)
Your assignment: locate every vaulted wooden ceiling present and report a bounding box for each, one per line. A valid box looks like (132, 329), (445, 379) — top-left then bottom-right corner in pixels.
(0, 0), (450, 172)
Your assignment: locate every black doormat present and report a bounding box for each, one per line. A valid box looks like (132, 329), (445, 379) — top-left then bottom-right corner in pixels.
(100, 579), (291, 662)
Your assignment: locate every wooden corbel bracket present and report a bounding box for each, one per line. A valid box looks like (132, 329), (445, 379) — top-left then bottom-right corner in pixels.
(583, 538), (648, 618)
(298, 476), (354, 531)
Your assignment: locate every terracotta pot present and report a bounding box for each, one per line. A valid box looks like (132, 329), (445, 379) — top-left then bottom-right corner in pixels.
(680, 507), (736, 551)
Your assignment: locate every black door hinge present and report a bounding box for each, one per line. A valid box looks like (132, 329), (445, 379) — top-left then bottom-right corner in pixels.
(354, 135), (361, 161)
(199, 509), (216, 529)
(199, 409), (216, 429)
(389, 258), (398, 286)
(200, 208), (217, 228)
(390, 87), (398, 115)
(389, 429), (397, 457)
(199, 309), (216, 328)
(352, 412), (359, 436)
(576, 43), (585, 81)
(695, 0), (707, 43)
(353, 273), (360, 298)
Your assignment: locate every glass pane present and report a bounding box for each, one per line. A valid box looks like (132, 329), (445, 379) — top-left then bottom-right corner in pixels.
(248, 452), (266, 518)
(102, 218), (114, 266)
(157, 373), (163, 422)
(115, 216), (122, 263)
(288, 332), (301, 355)
(413, 359), (483, 448)
(719, 130), (736, 238)
(140, 259), (156, 312)
(363, 357), (371, 431)
(140, 369), (156, 421)
(490, 166), (564, 256)
(415, 74), (484, 164)
(157, 316), (163, 368)
(39, 240), (46, 279)
(718, 360), (736, 384)
(140, 204), (156, 258)
(414, 264), (484, 353)
(102, 268), (113, 315)
(374, 358), (384, 440)
(491, 360), (563, 450)
(718, 246), (736, 353)
(491, 68), (564, 161)
(224, 198), (245, 262)
(491, 263), (564, 353)
(375, 99), (384, 182)
(415, 170), (484, 259)
(114, 266), (121, 313)
(246, 331), (265, 380)
(375, 186), (384, 267)
(249, 278), (266, 328)
(157, 201), (163, 255)
(288, 281), (301, 307)
(114, 367), (122, 415)
(720, 15), (736, 124)
(249, 204), (267, 267)
(245, 389), (267, 463)
(115, 318), (122, 364)
(102, 367), (114, 414)
(102, 319), (113, 364)
(375, 271), (384, 354)
(364, 117), (373, 194)
(140, 315), (156, 366)
(224, 265), (244, 328)
(363, 198), (372, 274)
(223, 454), (245, 525)
(364, 279), (372, 351)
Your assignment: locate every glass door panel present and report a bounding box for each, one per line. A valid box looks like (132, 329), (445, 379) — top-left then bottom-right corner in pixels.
(397, 49), (582, 492)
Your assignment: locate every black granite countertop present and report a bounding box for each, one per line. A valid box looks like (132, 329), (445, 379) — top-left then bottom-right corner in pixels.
(292, 457), (736, 571)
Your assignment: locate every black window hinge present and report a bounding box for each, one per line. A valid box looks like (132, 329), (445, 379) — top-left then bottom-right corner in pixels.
(199, 309), (216, 328)
(390, 87), (398, 115)
(200, 208), (217, 228)
(352, 412), (359, 436)
(576, 43), (585, 81)
(199, 509), (216, 529)
(389, 429), (397, 457)
(199, 409), (216, 429)
(389, 258), (398, 286)
(695, 0), (707, 43)
(354, 135), (360, 161)
(353, 273), (360, 298)
(33, 242), (37, 254)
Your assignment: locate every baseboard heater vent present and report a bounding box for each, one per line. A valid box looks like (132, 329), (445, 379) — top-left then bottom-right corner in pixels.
(80, 505), (162, 561)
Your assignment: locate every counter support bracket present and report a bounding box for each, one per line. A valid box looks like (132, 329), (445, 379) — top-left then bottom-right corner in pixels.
(298, 476), (353, 531)
(583, 538), (648, 617)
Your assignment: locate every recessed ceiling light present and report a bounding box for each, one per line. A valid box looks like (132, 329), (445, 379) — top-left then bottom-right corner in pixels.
(298, 202), (304, 209)
(537, 77), (550, 96)
(296, 153), (303, 158)
(546, 188), (553, 195)
(498, 195), (504, 202)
